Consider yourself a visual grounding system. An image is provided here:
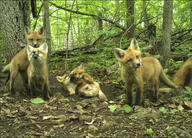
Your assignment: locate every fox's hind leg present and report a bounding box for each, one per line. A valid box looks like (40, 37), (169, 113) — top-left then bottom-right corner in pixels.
(153, 78), (159, 102)
(126, 84), (133, 105)
(9, 67), (19, 95)
(135, 81), (144, 105)
(20, 71), (29, 94)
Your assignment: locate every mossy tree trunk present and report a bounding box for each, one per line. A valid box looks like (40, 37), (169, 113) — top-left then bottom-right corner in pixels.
(126, 0), (135, 40)
(0, 0), (30, 62)
(43, 0), (51, 56)
(160, 0), (173, 65)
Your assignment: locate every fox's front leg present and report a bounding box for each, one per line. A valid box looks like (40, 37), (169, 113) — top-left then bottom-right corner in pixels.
(125, 84), (133, 105)
(135, 80), (144, 105)
(43, 83), (49, 100)
(29, 82), (36, 98)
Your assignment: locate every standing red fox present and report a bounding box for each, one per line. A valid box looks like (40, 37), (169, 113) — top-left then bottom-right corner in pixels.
(2, 27), (43, 95)
(114, 38), (177, 105)
(56, 64), (108, 101)
(173, 57), (192, 88)
(27, 43), (49, 100)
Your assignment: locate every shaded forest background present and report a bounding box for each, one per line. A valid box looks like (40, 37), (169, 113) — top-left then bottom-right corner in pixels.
(1, 1), (192, 137)
(0, 0), (192, 76)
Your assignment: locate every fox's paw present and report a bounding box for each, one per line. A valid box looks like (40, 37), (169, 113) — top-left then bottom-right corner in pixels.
(69, 91), (75, 95)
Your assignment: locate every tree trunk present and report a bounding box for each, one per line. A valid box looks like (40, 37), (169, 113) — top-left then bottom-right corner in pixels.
(190, 1), (192, 27)
(126, 0), (135, 39)
(84, 5), (90, 45)
(160, 0), (173, 65)
(0, 0), (27, 62)
(43, 0), (51, 55)
(22, 0), (30, 27)
(98, 12), (103, 46)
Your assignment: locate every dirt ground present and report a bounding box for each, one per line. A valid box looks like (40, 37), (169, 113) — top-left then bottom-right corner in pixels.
(0, 63), (192, 137)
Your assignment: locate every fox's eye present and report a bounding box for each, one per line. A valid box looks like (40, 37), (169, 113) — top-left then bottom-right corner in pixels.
(30, 38), (33, 41)
(37, 39), (40, 41)
(127, 59), (132, 62)
(136, 55), (139, 59)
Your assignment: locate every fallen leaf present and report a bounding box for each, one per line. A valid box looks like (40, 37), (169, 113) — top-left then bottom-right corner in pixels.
(168, 104), (177, 108)
(43, 115), (57, 120)
(30, 98), (44, 104)
(177, 105), (184, 111)
(184, 101), (192, 109)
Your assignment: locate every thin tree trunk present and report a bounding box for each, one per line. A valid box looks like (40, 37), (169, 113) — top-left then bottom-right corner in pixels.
(126, 0), (135, 39)
(22, 0), (30, 27)
(0, 0), (27, 62)
(98, 12), (103, 46)
(85, 5), (90, 45)
(43, 0), (51, 55)
(190, 1), (192, 27)
(161, 0), (173, 65)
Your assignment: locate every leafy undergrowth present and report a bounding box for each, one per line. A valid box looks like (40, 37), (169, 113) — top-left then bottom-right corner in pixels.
(0, 54), (192, 137)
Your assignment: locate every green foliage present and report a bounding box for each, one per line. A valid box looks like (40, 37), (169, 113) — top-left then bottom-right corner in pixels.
(165, 58), (183, 74)
(108, 105), (116, 112)
(170, 109), (179, 114)
(146, 128), (153, 135)
(30, 98), (44, 104)
(123, 104), (132, 113)
(149, 119), (155, 125)
(159, 107), (167, 114)
(184, 86), (192, 101)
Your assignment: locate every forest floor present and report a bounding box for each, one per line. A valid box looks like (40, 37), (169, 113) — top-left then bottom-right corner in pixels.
(0, 60), (192, 137)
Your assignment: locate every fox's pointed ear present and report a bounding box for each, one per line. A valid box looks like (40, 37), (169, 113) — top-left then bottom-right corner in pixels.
(56, 76), (63, 82)
(27, 45), (33, 53)
(79, 63), (85, 69)
(40, 42), (48, 53)
(114, 48), (125, 60)
(38, 27), (43, 35)
(129, 38), (140, 50)
(27, 45), (33, 57)
(25, 26), (31, 34)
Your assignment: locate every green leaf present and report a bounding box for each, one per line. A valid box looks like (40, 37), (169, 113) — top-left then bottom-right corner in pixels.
(149, 119), (155, 125)
(185, 86), (191, 92)
(146, 128), (153, 135)
(123, 104), (132, 113)
(159, 107), (167, 114)
(30, 98), (44, 104)
(108, 105), (116, 112)
(170, 109), (179, 114)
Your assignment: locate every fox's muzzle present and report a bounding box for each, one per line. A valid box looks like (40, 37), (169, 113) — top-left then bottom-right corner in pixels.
(32, 51), (39, 59)
(136, 63), (141, 68)
(32, 44), (40, 48)
(69, 74), (76, 81)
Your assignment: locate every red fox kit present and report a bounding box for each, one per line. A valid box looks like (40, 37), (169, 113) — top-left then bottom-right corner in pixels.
(56, 74), (77, 95)
(114, 38), (177, 105)
(57, 64), (108, 101)
(27, 42), (49, 100)
(2, 27), (43, 95)
(173, 57), (192, 88)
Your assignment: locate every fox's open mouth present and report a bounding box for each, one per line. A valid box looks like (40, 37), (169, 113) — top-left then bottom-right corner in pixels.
(33, 55), (38, 59)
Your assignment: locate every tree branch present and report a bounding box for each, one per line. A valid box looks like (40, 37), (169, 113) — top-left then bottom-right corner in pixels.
(49, 2), (126, 31)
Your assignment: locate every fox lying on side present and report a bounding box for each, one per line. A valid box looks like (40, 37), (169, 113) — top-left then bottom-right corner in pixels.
(114, 38), (177, 105)
(56, 64), (108, 101)
(2, 27), (44, 95)
(27, 43), (50, 100)
(173, 57), (192, 88)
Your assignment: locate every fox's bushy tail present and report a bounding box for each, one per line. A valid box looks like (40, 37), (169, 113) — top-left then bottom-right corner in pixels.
(2, 63), (10, 83)
(98, 90), (108, 101)
(160, 70), (177, 88)
(2, 64), (10, 73)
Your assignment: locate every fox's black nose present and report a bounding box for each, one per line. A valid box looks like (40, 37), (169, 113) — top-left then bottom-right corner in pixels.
(32, 44), (38, 48)
(136, 63), (141, 68)
(69, 74), (76, 81)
